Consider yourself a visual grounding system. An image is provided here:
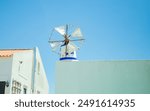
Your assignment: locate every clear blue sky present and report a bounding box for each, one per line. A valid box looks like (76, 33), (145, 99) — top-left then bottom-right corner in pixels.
(0, 0), (150, 93)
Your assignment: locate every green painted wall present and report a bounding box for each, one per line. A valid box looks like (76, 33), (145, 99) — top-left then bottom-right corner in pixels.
(56, 60), (150, 94)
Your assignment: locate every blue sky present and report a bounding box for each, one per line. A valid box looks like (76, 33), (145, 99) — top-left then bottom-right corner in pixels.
(0, 0), (150, 93)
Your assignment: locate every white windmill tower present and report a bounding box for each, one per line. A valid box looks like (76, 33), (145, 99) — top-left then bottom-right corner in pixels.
(48, 24), (84, 61)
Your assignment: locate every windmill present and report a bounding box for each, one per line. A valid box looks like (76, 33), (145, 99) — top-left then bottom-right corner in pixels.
(48, 24), (84, 61)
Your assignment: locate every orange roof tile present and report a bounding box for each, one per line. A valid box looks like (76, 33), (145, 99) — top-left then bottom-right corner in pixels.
(0, 49), (31, 57)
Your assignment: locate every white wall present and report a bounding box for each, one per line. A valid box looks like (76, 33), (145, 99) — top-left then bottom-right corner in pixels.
(56, 60), (150, 94)
(0, 57), (12, 81)
(0, 48), (49, 94)
(0, 57), (13, 93)
(34, 47), (49, 93)
(11, 50), (33, 94)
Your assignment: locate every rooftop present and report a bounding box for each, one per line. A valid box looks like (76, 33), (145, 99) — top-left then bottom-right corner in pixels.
(0, 49), (32, 57)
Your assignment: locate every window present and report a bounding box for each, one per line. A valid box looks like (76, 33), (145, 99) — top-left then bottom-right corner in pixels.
(12, 80), (21, 94)
(0, 81), (6, 94)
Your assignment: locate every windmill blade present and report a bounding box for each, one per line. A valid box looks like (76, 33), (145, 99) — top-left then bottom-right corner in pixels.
(54, 26), (66, 36)
(48, 40), (64, 43)
(60, 42), (78, 55)
(70, 38), (85, 42)
(67, 42), (79, 52)
(49, 42), (62, 51)
(71, 28), (83, 38)
(70, 38), (85, 45)
(65, 24), (68, 37)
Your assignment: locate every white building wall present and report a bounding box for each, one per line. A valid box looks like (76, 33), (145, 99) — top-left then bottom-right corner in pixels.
(0, 47), (49, 94)
(34, 47), (49, 93)
(0, 57), (13, 93)
(11, 50), (33, 94)
(56, 60), (150, 94)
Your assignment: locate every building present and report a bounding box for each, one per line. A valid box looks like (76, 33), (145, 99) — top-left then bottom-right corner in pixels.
(0, 47), (49, 94)
(56, 60), (150, 94)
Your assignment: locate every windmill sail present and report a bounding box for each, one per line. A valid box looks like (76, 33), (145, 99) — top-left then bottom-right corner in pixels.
(50, 42), (62, 51)
(60, 42), (78, 53)
(68, 42), (79, 51)
(72, 28), (83, 38)
(55, 26), (66, 36)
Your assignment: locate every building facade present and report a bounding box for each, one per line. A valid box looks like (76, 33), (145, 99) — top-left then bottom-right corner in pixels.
(56, 60), (150, 94)
(0, 47), (49, 94)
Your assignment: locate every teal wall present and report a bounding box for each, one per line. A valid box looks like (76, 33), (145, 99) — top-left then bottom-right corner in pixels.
(56, 60), (150, 94)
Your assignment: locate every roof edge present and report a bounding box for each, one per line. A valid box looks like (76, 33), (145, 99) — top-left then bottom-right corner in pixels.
(0, 48), (33, 51)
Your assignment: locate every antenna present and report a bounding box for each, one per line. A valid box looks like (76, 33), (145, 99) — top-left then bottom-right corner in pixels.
(48, 24), (85, 61)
